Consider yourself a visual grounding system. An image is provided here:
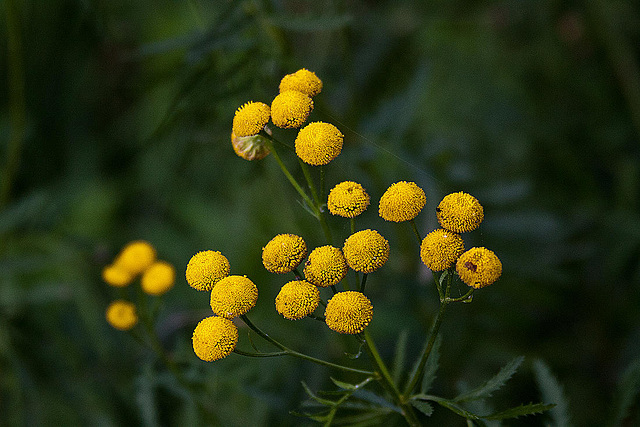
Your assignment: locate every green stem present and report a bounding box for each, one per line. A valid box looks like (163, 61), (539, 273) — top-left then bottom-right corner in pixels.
(360, 273), (368, 293)
(298, 158), (333, 244)
(350, 217), (356, 234)
(446, 288), (474, 303)
(409, 219), (422, 244)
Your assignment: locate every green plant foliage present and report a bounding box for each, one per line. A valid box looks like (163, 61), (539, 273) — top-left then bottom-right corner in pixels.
(534, 359), (572, 427)
(453, 356), (524, 403)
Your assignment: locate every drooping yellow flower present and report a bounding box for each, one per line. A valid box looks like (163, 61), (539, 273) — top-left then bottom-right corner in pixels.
(303, 245), (348, 287)
(279, 68), (323, 97)
(232, 101), (271, 137)
(275, 280), (320, 320)
(105, 300), (138, 331)
(141, 261), (175, 296)
(456, 247), (502, 289)
(325, 291), (373, 334)
(379, 181), (426, 222)
(295, 122), (343, 166)
(342, 229), (390, 273)
(262, 234), (307, 274)
(436, 192), (484, 233)
(114, 241), (157, 276)
(271, 90), (313, 129)
(231, 131), (271, 161)
(420, 229), (465, 271)
(192, 316), (238, 362)
(186, 250), (231, 291)
(102, 264), (134, 287)
(327, 181), (370, 218)
(210, 275), (258, 319)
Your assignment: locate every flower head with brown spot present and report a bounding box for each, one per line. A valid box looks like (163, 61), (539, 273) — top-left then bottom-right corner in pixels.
(456, 247), (502, 288)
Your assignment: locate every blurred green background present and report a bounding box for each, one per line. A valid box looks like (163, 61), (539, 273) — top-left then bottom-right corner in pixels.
(2, 0), (640, 425)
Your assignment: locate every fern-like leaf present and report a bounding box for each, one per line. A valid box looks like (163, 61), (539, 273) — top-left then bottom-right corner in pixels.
(454, 356), (524, 403)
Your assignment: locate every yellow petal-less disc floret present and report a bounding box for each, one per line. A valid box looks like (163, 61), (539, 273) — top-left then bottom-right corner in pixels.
(106, 300), (138, 331)
(186, 250), (231, 291)
(192, 316), (238, 362)
(420, 229), (465, 271)
(295, 122), (344, 166)
(102, 264), (134, 287)
(456, 247), (502, 289)
(231, 131), (271, 161)
(271, 90), (313, 129)
(232, 101), (271, 137)
(279, 68), (323, 97)
(262, 234), (307, 274)
(141, 261), (175, 296)
(327, 181), (370, 218)
(303, 245), (348, 287)
(342, 229), (390, 273)
(379, 181), (426, 222)
(114, 240), (157, 276)
(210, 275), (258, 319)
(275, 280), (320, 320)
(436, 192), (484, 233)
(325, 291), (373, 334)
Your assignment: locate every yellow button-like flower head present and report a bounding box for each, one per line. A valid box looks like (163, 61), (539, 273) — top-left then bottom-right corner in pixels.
(192, 316), (238, 362)
(231, 131), (271, 161)
(325, 291), (373, 334)
(420, 229), (465, 271)
(342, 229), (390, 273)
(279, 68), (323, 97)
(303, 245), (348, 287)
(232, 101), (271, 137)
(186, 250), (231, 291)
(106, 300), (138, 331)
(456, 247), (502, 289)
(379, 181), (426, 222)
(102, 264), (134, 287)
(436, 192), (484, 233)
(271, 90), (313, 129)
(262, 234), (307, 274)
(210, 275), (258, 319)
(327, 181), (370, 218)
(114, 240), (157, 276)
(295, 122), (344, 166)
(141, 261), (175, 296)
(275, 280), (320, 320)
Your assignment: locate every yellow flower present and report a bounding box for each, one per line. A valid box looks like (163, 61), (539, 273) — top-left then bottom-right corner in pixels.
(186, 250), (231, 291)
(324, 291), (373, 334)
(271, 90), (313, 129)
(262, 234), (307, 274)
(456, 247), (502, 289)
(436, 192), (484, 233)
(379, 181), (426, 222)
(295, 122), (343, 166)
(114, 240), (157, 276)
(141, 261), (175, 296)
(210, 275), (258, 319)
(275, 280), (320, 320)
(102, 264), (134, 287)
(192, 316), (238, 362)
(327, 181), (370, 218)
(279, 68), (323, 97)
(232, 101), (271, 137)
(303, 245), (348, 287)
(105, 300), (138, 331)
(342, 229), (389, 273)
(420, 229), (465, 271)
(231, 131), (271, 161)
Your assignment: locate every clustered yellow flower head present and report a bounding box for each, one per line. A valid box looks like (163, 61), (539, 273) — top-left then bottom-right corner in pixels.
(379, 181), (426, 222)
(325, 291), (373, 334)
(186, 250), (231, 291)
(192, 316), (238, 362)
(327, 181), (370, 218)
(275, 280), (320, 320)
(262, 234), (308, 274)
(295, 122), (343, 166)
(210, 275), (258, 318)
(102, 264), (133, 288)
(279, 68), (323, 97)
(343, 229), (390, 273)
(106, 300), (138, 331)
(420, 229), (464, 271)
(113, 240), (157, 277)
(456, 247), (502, 289)
(303, 245), (348, 287)
(437, 191), (484, 233)
(141, 261), (175, 296)
(232, 101), (271, 137)
(271, 90), (314, 129)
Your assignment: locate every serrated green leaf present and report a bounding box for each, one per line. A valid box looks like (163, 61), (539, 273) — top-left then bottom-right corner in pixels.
(427, 395), (482, 420)
(331, 377), (357, 390)
(533, 359), (572, 427)
(421, 335), (442, 394)
(410, 399), (434, 416)
(483, 402), (556, 420)
(454, 356), (524, 402)
(608, 358), (640, 427)
(392, 330), (408, 384)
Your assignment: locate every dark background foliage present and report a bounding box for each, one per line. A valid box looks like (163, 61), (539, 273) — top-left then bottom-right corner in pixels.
(1, 0), (639, 425)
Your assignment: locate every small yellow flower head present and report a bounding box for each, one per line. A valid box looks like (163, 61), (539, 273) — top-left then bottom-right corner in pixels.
(271, 90), (313, 129)
(231, 131), (271, 161)
(295, 122), (344, 166)
(420, 229), (465, 271)
(114, 240), (157, 276)
(436, 192), (484, 233)
(279, 68), (323, 97)
(232, 101), (271, 137)
(210, 275), (258, 319)
(456, 247), (502, 289)
(303, 245), (348, 287)
(102, 264), (134, 287)
(379, 181), (426, 222)
(186, 250), (231, 291)
(275, 280), (320, 320)
(192, 316), (238, 362)
(262, 234), (308, 274)
(141, 261), (175, 296)
(342, 229), (390, 273)
(325, 291), (373, 334)
(327, 181), (370, 218)
(105, 300), (138, 331)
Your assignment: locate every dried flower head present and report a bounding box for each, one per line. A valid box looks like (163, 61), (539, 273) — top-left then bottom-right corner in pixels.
(342, 229), (390, 273)
(279, 68), (323, 97)
(436, 192), (484, 233)
(210, 275), (258, 319)
(232, 101), (271, 137)
(102, 264), (134, 287)
(327, 181), (370, 218)
(262, 234), (307, 274)
(192, 316), (238, 362)
(379, 181), (426, 222)
(271, 90), (313, 129)
(114, 241), (157, 276)
(325, 291), (373, 334)
(105, 300), (138, 331)
(420, 229), (465, 271)
(303, 245), (348, 287)
(141, 261), (175, 296)
(231, 130), (271, 161)
(186, 250), (231, 291)
(275, 280), (320, 320)
(456, 247), (502, 289)
(295, 122), (343, 166)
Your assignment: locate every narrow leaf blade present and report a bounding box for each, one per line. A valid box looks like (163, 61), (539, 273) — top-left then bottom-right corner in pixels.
(454, 356), (525, 403)
(533, 359), (572, 426)
(483, 402), (556, 420)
